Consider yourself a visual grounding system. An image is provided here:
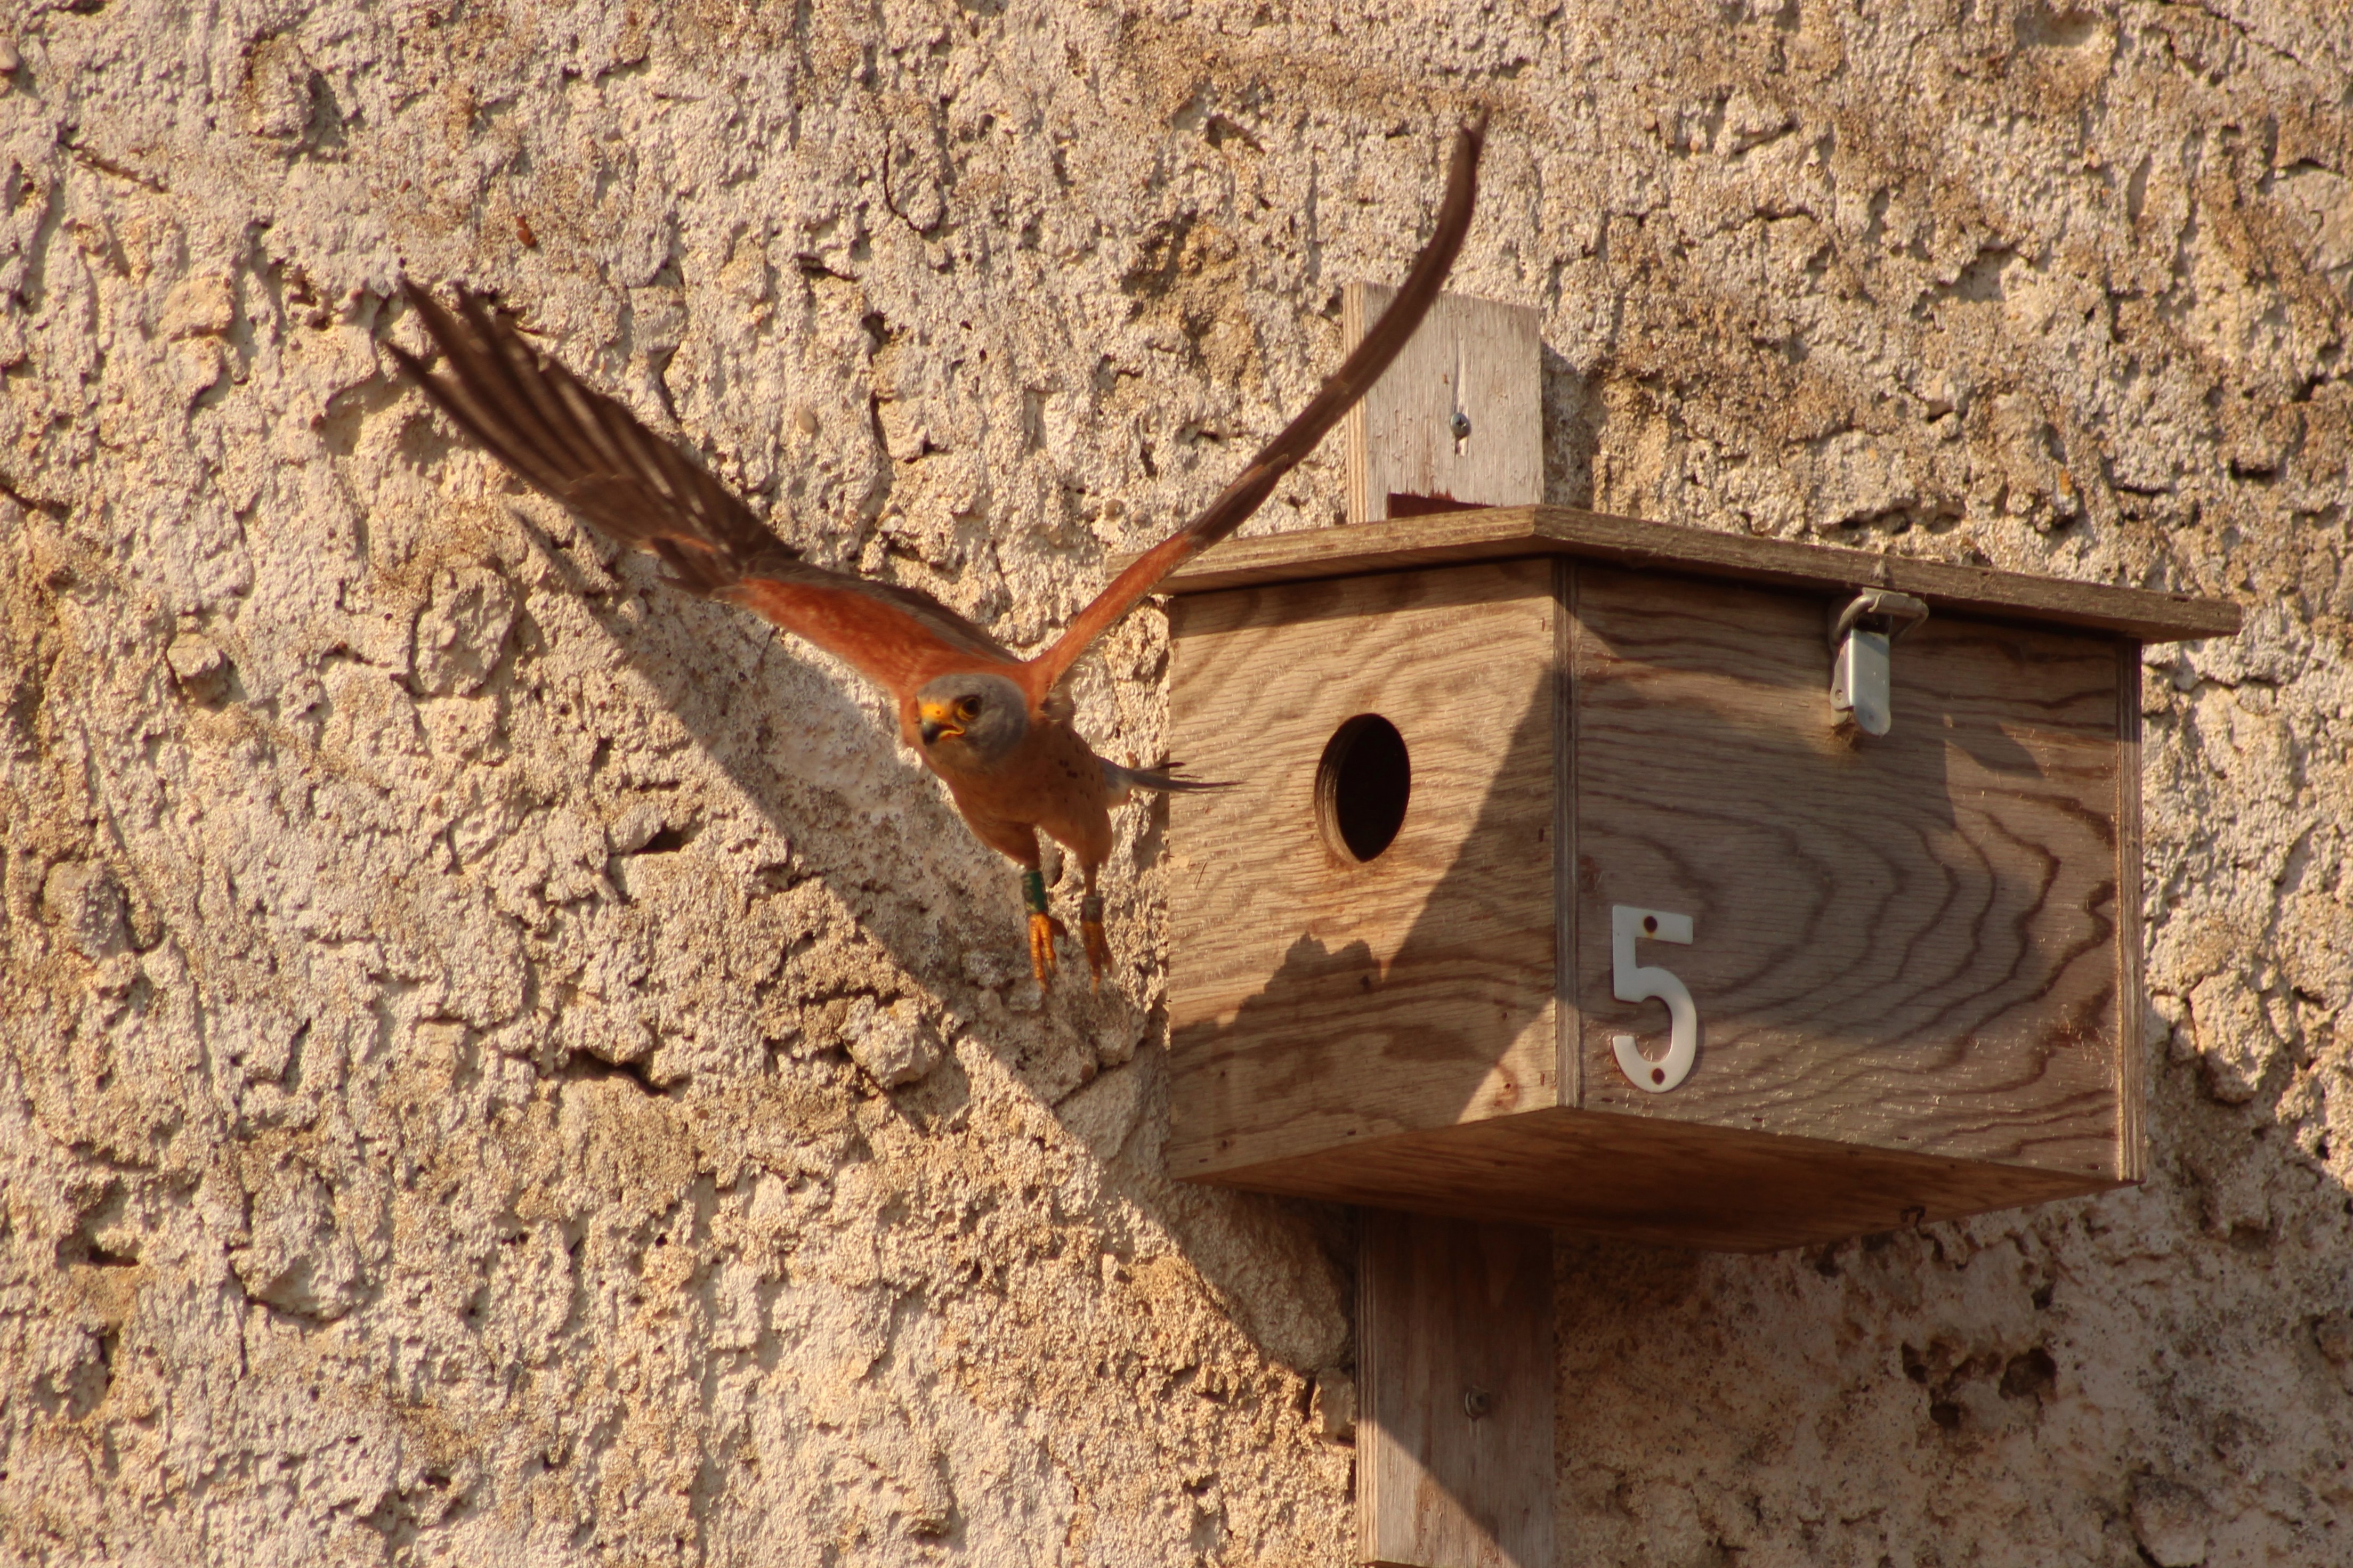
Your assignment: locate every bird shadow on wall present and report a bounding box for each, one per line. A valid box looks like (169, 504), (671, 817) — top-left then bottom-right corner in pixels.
(491, 499), (1368, 1374)
(505, 502), (1009, 974)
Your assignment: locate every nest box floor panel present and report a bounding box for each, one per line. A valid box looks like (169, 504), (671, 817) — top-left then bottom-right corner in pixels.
(1187, 1108), (2124, 1255)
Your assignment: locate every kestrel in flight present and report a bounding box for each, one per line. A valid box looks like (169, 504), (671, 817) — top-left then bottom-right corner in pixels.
(387, 120), (1484, 989)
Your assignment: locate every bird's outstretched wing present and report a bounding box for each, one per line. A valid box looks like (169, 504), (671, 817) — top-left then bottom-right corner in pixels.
(386, 283), (1018, 700)
(392, 116), (1483, 708)
(1020, 114), (1488, 702)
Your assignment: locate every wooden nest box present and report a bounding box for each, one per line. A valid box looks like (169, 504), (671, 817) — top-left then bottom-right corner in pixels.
(1161, 290), (2240, 1254)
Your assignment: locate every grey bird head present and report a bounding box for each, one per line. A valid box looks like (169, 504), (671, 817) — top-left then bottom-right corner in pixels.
(913, 672), (1030, 766)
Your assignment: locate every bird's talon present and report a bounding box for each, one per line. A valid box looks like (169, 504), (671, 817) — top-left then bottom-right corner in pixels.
(1028, 912), (1065, 987)
(1081, 920), (1111, 993)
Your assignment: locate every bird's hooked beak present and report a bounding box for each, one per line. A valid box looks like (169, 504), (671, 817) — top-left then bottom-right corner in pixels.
(917, 699), (963, 745)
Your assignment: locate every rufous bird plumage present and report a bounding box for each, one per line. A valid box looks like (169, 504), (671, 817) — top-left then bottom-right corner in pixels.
(386, 119), (1485, 989)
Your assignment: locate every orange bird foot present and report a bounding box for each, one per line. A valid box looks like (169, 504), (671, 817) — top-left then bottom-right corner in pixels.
(1080, 920), (1111, 993)
(1028, 912), (1066, 988)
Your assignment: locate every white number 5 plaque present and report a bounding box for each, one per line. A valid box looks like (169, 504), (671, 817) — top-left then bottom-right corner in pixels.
(1611, 904), (1698, 1093)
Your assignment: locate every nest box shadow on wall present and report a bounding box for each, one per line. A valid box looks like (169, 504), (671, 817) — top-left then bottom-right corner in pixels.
(1158, 290), (2241, 1255)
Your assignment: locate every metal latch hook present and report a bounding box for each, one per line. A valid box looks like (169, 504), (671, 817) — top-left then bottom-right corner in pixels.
(1828, 589), (1929, 736)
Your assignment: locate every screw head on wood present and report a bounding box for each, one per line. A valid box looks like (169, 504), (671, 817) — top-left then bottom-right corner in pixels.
(1448, 409), (1473, 442)
(1462, 1386), (1492, 1419)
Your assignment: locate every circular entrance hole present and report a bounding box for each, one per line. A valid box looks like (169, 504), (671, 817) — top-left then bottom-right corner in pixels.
(1316, 714), (1411, 863)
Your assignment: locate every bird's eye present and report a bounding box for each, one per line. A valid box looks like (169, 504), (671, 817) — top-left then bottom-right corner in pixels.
(955, 696), (982, 721)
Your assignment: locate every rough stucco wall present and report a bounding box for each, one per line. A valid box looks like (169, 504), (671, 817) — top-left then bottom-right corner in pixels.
(0, 0), (2345, 1563)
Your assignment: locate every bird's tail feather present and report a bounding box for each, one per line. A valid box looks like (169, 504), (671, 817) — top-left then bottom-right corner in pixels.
(1103, 760), (1234, 796)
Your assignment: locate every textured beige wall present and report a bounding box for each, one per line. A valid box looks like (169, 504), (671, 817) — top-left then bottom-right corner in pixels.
(1, 1), (2346, 1564)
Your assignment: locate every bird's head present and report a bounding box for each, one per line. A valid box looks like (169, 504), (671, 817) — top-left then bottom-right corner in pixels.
(914, 672), (1030, 766)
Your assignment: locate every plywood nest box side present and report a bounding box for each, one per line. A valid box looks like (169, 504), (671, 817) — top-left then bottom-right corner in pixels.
(1160, 507), (2240, 1253)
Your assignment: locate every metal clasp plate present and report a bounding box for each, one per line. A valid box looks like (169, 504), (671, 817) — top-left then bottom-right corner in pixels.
(1829, 589), (1929, 736)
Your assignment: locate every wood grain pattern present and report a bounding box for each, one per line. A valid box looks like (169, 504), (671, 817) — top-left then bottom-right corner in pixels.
(1552, 558), (1581, 1111)
(1165, 562), (1562, 1178)
(1570, 566), (2125, 1177)
(2117, 644), (2146, 1182)
(1359, 1212), (1554, 1568)
(1148, 506), (2240, 644)
(1343, 286), (1543, 525)
(1162, 553), (2152, 1248)
(1198, 1107), (2120, 1254)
